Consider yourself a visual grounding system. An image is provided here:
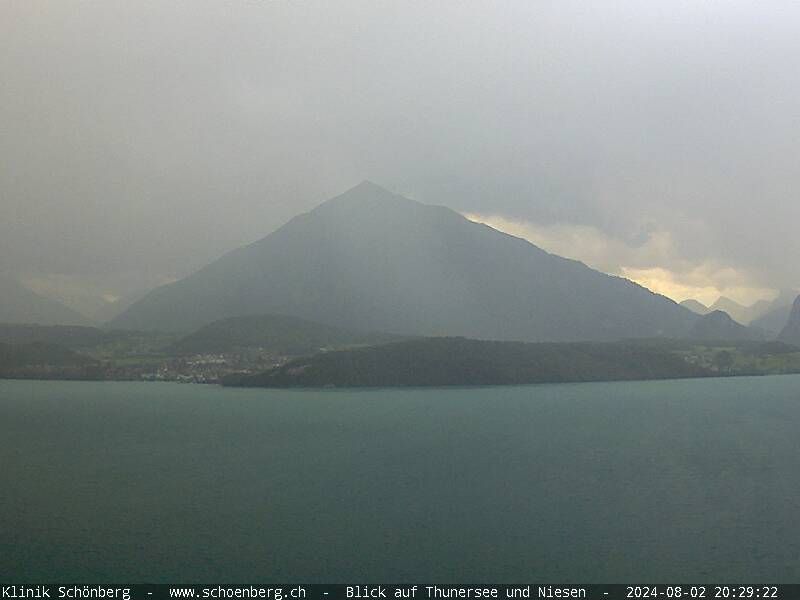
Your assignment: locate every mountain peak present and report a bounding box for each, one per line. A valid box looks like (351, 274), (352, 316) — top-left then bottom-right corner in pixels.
(706, 310), (736, 322)
(351, 180), (390, 193)
(309, 181), (425, 221)
(330, 180), (403, 202)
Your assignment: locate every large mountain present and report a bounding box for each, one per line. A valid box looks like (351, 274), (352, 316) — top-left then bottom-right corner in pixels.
(707, 296), (770, 325)
(0, 274), (92, 326)
(777, 296), (800, 347)
(110, 182), (697, 341)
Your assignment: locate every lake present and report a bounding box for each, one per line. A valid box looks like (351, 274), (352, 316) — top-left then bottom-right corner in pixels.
(2, 376), (799, 582)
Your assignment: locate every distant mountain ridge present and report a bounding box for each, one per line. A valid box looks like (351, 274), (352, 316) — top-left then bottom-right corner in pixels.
(680, 299), (710, 316)
(682, 291), (799, 332)
(707, 296), (768, 325)
(110, 182), (697, 342)
(689, 310), (763, 342)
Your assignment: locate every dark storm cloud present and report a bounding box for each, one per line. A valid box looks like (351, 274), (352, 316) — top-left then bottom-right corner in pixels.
(2, 1), (799, 312)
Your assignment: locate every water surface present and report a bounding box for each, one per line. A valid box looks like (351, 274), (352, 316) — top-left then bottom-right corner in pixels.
(2, 376), (799, 582)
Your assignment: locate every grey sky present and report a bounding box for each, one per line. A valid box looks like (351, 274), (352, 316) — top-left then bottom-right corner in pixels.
(2, 0), (799, 315)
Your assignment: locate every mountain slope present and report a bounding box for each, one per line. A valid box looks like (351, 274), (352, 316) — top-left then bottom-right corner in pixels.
(777, 296), (800, 347)
(0, 341), (91, 369)
(111, 182), (697, 342)
(0, 275), (92, 326)
(170, 314), (403, 355)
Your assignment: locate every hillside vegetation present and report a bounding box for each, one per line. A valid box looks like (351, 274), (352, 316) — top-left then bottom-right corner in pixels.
(223, 337), (712, 388)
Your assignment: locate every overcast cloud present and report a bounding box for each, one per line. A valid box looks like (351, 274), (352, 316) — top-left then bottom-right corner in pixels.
(2, 0), (799, 316)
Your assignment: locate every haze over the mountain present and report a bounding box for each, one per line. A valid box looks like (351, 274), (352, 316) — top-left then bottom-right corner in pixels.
(750, 289), (800, 336)
(777, 296), (800, 347)
(111, 183), (697, 342)
(0, 274), (92, 326)
(706, 296), (768, 325)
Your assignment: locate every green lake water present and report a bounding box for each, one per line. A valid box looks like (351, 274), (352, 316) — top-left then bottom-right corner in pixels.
(2, 376), (799, 582)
